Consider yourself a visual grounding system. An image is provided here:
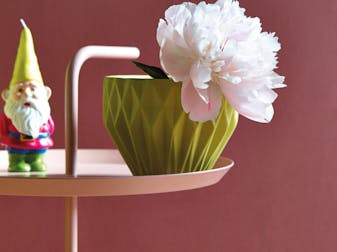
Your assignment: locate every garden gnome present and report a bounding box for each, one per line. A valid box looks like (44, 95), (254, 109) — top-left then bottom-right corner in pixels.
(0, 19), (54, 172)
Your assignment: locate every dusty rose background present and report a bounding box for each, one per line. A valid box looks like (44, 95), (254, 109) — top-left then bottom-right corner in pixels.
(0, 0), (336, 251)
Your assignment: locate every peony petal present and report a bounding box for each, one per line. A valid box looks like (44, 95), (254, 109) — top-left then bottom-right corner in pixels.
(195, 88), (209, 104)
(222, 73), (242, 84)
(160, 39), (192, 82)
(241, 103), (274, 123)
(269, 72), (286, 88)
(164, 4), (194, 34)
(256, 87), (278, 103)
(157, 3), (194, 50)
(219, 80), (275, 123)
(157, 20), (187, 50)
(182, 80), (222, 122)
(156, 19), (167, 46)
(216, 0), (239, 10)
(190, 60), (211, 89)
(183, 21), (209, 56)
(181, 80), (196, 113)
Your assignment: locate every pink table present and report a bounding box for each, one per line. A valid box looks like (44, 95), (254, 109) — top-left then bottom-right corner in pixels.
(0, 46), (234, 252)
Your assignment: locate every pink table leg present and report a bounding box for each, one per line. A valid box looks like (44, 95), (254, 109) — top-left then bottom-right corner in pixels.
(65, 197), (78, 252)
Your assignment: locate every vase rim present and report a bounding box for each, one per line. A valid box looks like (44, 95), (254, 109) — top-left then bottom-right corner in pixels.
(105, 75), (153, 80)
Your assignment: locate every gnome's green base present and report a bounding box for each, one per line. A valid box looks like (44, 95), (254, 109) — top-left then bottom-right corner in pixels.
(8, 153), (47, 172)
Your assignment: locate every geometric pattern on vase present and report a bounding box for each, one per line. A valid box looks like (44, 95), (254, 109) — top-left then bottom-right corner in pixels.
(103, 76), (238, 175)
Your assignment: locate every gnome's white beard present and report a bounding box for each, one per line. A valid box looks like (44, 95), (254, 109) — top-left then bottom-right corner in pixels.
(4, 97), (51, 138)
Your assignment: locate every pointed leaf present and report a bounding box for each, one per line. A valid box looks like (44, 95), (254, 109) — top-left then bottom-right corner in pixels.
(132, 61), (169, 79)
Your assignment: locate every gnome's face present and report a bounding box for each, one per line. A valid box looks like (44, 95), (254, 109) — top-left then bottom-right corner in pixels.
(1, 81), (52, 138)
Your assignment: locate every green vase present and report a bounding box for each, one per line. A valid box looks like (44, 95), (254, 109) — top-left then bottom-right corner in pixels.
(103, 75), (238, 175)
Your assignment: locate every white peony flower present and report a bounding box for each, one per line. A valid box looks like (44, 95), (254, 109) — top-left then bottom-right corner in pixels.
(157, 0), (286, 123)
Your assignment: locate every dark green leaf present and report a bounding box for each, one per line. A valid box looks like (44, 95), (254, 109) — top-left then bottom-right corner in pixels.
(132, 61), (169, 79)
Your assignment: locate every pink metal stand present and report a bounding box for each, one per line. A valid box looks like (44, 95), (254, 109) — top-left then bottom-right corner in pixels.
(64, 46), (140, 252)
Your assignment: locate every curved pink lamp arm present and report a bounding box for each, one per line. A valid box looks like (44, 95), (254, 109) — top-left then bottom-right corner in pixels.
(65, 45), (140, 176)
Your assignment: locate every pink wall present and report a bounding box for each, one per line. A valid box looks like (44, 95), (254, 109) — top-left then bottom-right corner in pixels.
(0, 0), (336, 251)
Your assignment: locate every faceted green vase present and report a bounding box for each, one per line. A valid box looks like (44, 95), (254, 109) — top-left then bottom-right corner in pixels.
(103, 75), (238, 175)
